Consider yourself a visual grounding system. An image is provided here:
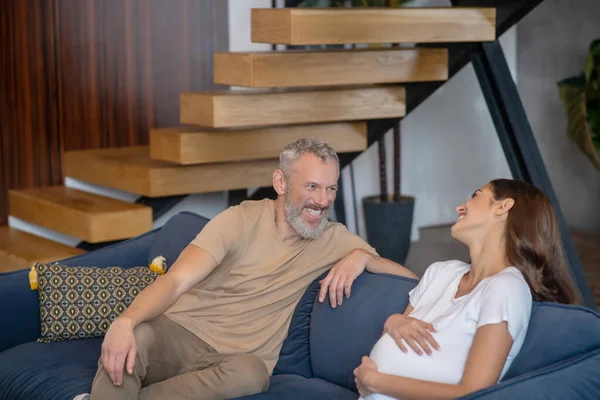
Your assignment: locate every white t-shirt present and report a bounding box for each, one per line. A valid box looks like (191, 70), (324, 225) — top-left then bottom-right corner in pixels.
(361, 260), (532, 400)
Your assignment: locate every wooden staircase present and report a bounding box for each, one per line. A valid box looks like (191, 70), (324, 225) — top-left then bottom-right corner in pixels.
(214, 48), (448, 88)
(1, 5), (497, 273)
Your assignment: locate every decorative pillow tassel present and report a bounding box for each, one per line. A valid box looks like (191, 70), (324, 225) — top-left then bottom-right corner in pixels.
(29, 264), (39, 290)
(149, 256), (167, 275)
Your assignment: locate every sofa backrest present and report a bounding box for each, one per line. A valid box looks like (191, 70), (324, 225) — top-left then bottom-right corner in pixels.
(309, 272), (417, 392)
(502, 302), (600, 380)
(147, 211), (210, 267)
(301, 270), (600, 392)
(272, 271), (328, 378)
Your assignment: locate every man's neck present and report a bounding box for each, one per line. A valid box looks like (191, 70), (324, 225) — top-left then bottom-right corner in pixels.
(273, 197), (303, 246)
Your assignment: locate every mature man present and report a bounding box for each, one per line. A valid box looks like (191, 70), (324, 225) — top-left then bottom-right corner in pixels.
(82, 138), (416, 400)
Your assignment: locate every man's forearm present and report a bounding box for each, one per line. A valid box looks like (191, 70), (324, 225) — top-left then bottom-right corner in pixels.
(363, 250), (418, 279)
(118, 275), (181, 328)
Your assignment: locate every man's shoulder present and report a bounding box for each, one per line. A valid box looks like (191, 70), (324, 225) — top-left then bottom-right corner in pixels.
(231, 198), (274, 231)
(321, 221), (353, 237)
(219, 198), (271, 221)
(319, 221), (373, 250)
(237, 198), (272, 214)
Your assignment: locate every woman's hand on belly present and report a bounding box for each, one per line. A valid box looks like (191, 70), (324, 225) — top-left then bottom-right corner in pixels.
(354, 356), (379, 398)
(383, 313), (440, 356)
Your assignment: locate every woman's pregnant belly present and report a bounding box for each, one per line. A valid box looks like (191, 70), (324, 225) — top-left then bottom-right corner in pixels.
(359, 332), (471, 400)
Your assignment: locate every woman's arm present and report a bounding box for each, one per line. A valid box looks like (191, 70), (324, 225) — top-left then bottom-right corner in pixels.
(355, 322), (513, 400)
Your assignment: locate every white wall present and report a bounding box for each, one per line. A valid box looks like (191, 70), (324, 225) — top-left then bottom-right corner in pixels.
(517, 0), (600, 234)
(345, 30), (515, 241)
(229, 0), (272, 52)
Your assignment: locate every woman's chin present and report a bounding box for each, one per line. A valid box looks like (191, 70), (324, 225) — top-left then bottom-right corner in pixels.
(450, 224), (465, 242)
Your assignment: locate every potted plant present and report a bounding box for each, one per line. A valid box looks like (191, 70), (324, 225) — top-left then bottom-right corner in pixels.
(557, 38), (600, 172)
(362, 121), (415, 265)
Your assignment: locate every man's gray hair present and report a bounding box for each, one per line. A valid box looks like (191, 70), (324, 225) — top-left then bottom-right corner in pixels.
(279, 137), (339, 178)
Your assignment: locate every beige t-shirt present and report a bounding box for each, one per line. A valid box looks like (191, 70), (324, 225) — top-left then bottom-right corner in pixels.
(165, 198), (376, 373)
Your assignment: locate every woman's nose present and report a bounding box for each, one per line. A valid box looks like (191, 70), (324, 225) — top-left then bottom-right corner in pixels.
(456, 204), (465, 213)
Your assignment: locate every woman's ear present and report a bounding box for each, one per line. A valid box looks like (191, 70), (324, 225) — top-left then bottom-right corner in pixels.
(495, 198), (515, 217)
(273, 169), (287, 196)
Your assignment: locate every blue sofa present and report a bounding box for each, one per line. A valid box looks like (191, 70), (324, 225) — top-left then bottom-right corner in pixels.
(1, 211), (600, 400)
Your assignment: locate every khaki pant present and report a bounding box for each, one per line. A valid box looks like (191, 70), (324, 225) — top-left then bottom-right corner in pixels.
(90, 316), (270, 400)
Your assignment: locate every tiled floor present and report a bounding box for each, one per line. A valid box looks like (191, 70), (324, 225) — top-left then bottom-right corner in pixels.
(404, 225), (600, 308)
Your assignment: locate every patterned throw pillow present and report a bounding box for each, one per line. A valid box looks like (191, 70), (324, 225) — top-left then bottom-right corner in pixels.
(32, 261), (164, 343)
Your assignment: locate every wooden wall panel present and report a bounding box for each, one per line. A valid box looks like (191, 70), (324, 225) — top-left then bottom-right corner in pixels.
(0, 0), (228, 226)
(0, 0), (61, 226)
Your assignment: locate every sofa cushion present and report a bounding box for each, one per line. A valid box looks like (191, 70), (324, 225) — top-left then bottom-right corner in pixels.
(0, 229), (158, 353)
(310, 271), (418, 392)
(459, 348), (600, 400)
(0, 338), (101, 400)
(34, 263), (160, 343)
(273, 271), (328, 378)
(148, 211), (210, 267)
(503, 302), (600, 380)
(233, 376), (357, 400)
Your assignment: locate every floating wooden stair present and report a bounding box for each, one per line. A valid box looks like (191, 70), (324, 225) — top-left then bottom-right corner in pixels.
(180, 86), (405, 128)
(214, 48), (448, 88)
(8, 186), (152, 243)
(150, 122), (366, 165)
(0, 227), (85, 273)
(251, 8), (496, 45)
(64, 146), (279, 197)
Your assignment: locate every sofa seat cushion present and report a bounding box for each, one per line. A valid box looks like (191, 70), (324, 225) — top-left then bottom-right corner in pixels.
(233, 375), (358, 400)
(0, 338), (101, 400)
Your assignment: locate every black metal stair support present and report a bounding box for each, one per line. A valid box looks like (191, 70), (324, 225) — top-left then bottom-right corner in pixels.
(471, 41), (596, 309)
(363, 0), (546, 157)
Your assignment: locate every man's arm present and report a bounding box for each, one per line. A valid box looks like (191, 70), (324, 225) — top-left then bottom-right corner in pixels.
(101, 244), (217, 386)
(318, 249), (417, 308)
(118, 244), (218, 327)
(361, 250), (418, 279)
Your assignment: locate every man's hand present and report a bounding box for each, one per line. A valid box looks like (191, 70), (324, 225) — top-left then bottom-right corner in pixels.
(101, 317), (137, 387)
(318, 249), (372, 308)
(354, 356), (379, 398)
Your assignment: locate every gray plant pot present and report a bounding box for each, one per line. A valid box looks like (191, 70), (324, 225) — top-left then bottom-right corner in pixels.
(362, 195), (415, 265)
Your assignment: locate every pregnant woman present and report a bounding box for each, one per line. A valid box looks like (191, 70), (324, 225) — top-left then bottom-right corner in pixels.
(354, 179), (580, 400)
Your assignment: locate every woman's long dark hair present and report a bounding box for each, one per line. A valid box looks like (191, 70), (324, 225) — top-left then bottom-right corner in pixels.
(490, 179), (580, 304)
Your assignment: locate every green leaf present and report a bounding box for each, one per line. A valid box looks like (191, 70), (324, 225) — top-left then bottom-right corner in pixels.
(558, 74), (586, 88)
(585, 39), (600, 83)
(558, 82), (600, 171)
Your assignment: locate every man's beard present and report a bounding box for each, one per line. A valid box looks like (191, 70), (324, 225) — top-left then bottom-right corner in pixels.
(284, 197), (330, 239)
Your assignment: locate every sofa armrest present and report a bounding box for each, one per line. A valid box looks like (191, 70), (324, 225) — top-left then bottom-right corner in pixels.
(0, 229), (157, 353)
(458, 349), (600, 400)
